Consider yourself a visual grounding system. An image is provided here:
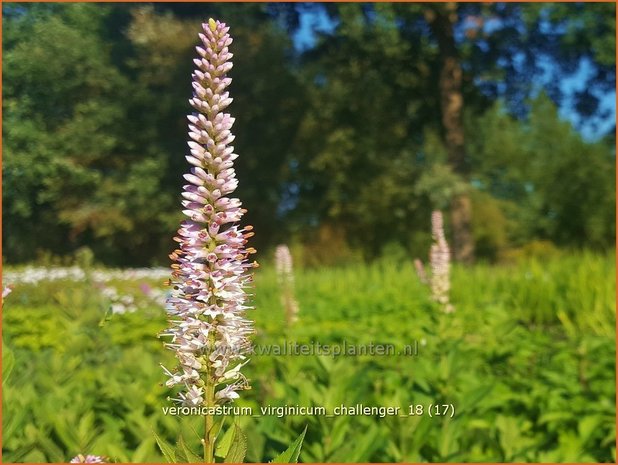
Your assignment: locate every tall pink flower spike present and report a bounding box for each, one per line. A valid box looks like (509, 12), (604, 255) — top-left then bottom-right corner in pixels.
(430, 210), (453, 313)
(161, 18), (257, 407)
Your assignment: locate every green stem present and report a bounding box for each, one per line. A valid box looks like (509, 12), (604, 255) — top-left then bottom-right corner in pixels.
(203, 415), (208, 462)
(204, 382), (216, 463)
(204, 267), (218, 463)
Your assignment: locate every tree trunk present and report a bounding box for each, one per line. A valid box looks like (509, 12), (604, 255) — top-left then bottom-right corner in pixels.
(426, 3), (475, 264)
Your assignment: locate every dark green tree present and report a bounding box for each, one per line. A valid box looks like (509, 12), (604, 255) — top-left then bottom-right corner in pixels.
(3, 3), (307, 264)
(286, 2), (615, 259)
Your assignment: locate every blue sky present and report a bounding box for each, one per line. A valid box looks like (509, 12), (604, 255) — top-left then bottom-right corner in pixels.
(291, 7), (615, 142)
(555, 59), (616, 141)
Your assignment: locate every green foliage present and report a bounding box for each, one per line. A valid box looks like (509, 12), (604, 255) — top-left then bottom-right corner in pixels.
(151, 433), (203, 463)
(223, 424), (248, 463)
(3, 3), (177, 264)
(414, 163), (468, 212)
(282, 4), (615, 260)
(214, 423), (237, 460)
(296, 224), (363, 268)
(270, 426), (306, 463)
(2, 5), (616, 459)
(469, 190), (511, 261)
(526, 3), (616, 68)
(3, 3), (305, 265)
(2, 343), (15, 383)
(153, 432), (177, 463)
(3, 253), (614, 462)
(177, 435), (203, 463)
(3, 4), (615, 265)
(467, 95), (615, 250)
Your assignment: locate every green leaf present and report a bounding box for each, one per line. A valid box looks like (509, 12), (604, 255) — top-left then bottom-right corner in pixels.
(211, 417), (226, 447)
(131, 438), (156, 463)
(458, 383), (494, 414)
(347, 424), (381, 462)
(270, 426), (307, 463)
(578, 415), (602, 445)
(2, 444), (37, 463)
(2, 342), (15, 383)
(224, 423), (247, 463)
(176, 435), (202, 463)
(153, 431), (177, 463)
(215, 424), (236, 458)
(36, 429), (66, 463)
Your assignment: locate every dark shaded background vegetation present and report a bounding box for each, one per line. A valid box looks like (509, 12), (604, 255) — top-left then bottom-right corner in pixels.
(3, 2), (615, 266)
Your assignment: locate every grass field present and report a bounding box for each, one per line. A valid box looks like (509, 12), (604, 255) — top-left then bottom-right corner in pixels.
(2, 252), (616, 462)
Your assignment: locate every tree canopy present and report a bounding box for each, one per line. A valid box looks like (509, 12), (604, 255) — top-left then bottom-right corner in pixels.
(3, 3), (615, 265)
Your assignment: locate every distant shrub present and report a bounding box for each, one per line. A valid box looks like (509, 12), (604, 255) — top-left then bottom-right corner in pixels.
(500, 239), (561, 263)
(379, 241), (409, 264)
(470, 190), (510, 261)
(299, 224), (363, 267)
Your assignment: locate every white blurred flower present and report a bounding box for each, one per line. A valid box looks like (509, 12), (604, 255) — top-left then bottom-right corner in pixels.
(70, 455), (106, 463)
(2, 285), (13, 300)
(275, 244), (300, 325)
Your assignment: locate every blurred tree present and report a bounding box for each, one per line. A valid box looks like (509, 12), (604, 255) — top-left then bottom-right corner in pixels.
(424, 2), (475, 263)
(289, 2), (615, 260)
(458, 2), (615, 129)
(134, 3), (309, 254)
(2, 3), (615, 265)
(4, 4), (139, 263)
(289, 3), (436, 258)
(214, 6), (308, 253)
(467, 94), (615, 250)
(3, 3), (306, 264)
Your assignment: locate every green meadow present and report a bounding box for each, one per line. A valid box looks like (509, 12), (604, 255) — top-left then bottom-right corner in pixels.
(3, 252), (615, 462)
